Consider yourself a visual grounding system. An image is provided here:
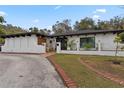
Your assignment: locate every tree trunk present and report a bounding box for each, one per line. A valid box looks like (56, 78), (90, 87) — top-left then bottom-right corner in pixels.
(115, 42), (118, 56)
(115, 42), (118, 60)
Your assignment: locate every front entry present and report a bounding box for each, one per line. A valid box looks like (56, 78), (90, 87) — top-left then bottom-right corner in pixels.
(56, 37), (67, 50)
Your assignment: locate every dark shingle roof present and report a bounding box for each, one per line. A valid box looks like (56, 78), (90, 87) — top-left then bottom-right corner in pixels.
(0, 32), (46, 38)
(0, 30), (124, 38)
(50, 29), (124, 37)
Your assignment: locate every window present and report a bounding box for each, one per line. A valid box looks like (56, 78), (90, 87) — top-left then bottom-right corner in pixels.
(80, 37), (95, 48)
(37, 36), (46, 45)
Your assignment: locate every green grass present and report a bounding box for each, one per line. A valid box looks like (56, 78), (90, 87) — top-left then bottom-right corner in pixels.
(49, 54), (124, 88)
(80, 55), (124, 80)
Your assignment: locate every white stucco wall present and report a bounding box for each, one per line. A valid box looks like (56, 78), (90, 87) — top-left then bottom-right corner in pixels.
(64, 33), (124, 51)
(56, 33), (124, 56)
(2, 35), (46, 53)
(95, 33), (116, 50)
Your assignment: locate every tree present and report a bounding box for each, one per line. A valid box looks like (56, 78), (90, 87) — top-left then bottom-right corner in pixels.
(33, 27), (38, 32)
(39, 29), (45, 34)
(0, 16), (6, 24)
(42, 29), (51, 35)
(114, 35), (122, 57)
(52, 19), (72, 34)
(113, 32), (124, 63)
(29, 27), (51, 35)
(97, 20), (111, 30)
(0, 16), (6, 44)
(0, 16), (6, 34)
(39, 29), (50, 35)
(2, 24), (27, 34)
(73, 21), (80, 31)
(29, 27), (33, 31)
(119, 32), (124, 42)
(73, 17), (95, 31)
(73, 16), (124, 30)
(111, 16), (121, 29)
(119, 32), (124, 50)
(29, 27), (38, 32)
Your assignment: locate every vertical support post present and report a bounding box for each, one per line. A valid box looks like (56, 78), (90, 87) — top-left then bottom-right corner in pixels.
(42, 43), (46, 53)
(77, 39), (80, 51)
(56, 42), (61, 53)
(98, 40), (101, 51)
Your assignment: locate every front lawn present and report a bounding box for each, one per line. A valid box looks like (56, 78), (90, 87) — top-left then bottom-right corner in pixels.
(80, 55), (124, 80)
(48, 54), (124, 88)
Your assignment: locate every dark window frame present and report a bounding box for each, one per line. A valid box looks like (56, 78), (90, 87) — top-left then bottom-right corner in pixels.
(80, 37), (95, 48)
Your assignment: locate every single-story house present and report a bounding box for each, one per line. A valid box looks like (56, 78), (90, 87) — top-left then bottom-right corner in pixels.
(0, 30), (124, 56)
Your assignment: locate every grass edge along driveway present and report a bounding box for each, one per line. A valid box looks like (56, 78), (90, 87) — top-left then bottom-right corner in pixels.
(48, 54), (124, 88)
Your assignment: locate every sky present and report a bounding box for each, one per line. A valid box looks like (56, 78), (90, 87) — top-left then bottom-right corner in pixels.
(0, 5), (124, 30)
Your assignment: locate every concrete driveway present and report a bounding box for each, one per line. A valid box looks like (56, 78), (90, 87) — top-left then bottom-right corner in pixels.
(0, 53), (65, 88)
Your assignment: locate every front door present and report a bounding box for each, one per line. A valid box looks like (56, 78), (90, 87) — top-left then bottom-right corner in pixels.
(61, 38), (67, 50)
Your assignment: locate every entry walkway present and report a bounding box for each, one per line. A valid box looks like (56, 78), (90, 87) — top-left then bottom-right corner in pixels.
(41, 52), (56, 58)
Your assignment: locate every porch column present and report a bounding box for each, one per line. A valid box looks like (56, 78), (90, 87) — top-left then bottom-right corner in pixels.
(42, 43), (46, 53)
(98, 40), (101, 51)
(56, 42), (61, 53)
(77, 39), (80, 51)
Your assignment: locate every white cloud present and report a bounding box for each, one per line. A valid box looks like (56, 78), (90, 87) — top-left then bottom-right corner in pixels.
(93, 9), (106, 13)
(32, 19), (39, 23)
(119, 5), (124, 8)
(54, 6), (62, 10)
(92, 15), (100, 19)
(0, 11), (7, 16)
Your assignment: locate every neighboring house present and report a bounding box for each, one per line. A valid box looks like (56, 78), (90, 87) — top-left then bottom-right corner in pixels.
(0, 30), (124, 56)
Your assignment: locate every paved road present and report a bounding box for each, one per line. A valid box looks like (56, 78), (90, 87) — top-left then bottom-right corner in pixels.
(0, 54), (65, 88)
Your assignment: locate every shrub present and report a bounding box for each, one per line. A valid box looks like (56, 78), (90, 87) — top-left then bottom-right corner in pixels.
(84, 43), (92, 50)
